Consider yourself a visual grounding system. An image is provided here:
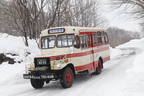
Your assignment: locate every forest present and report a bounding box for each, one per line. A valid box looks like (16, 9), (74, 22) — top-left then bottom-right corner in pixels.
(0, 0), (143, 47)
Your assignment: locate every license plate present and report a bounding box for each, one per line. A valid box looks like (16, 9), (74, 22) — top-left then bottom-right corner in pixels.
(23, 74), (54, 79)
(23, 75), (40, 79)
(41, 75), (54, 79)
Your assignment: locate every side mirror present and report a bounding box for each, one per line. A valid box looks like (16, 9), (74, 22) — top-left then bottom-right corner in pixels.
(70, 46), (74, 54)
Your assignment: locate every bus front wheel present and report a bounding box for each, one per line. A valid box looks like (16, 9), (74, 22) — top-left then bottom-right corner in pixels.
(30, 79), (44, 89)
(60, 67), (73, 88)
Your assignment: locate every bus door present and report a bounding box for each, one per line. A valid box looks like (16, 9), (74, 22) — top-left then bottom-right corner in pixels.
(87, 33), (95, 71)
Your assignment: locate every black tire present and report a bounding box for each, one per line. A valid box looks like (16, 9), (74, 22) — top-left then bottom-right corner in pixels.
(45, 79), (50, 84)
(95, 59), (102, 75)
(30, 79), (44, 89)
(60, 67), (73, 88)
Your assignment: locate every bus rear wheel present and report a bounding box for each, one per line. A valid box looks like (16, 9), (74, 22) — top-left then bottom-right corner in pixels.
(95, 59), (102, 75)
(60, 67), (73, 88)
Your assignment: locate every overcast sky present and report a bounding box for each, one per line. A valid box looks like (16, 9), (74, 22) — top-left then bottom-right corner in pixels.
(99, 0), (141, 32)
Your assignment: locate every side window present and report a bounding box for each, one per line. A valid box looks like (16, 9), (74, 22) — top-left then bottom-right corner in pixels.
(97, 31), (102, 44)
(97, 31), (101, 36)
(74, 36), (80, 48)
(93, 33), (97, 45)
(80, 35), (88, 49)
(105, 32), (109, 43)
(102, 36), (105, 43)
(88, 35), (92, 46)
(98, 37), (102, 44)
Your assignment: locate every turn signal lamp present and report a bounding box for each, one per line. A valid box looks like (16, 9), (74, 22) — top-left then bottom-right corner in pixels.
(64, 59), (67, 63)
(31, 67), (34, 70)
(51, 67), (54, 70)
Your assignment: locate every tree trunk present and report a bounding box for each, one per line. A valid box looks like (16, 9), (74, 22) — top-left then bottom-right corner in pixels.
(32, 22), (36, 39)
(24, 31), (29, 46)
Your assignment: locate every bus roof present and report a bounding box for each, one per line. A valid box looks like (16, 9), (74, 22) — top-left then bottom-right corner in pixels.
(40, 26), (106, 37)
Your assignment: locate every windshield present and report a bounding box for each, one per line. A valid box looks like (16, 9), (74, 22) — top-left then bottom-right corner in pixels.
(41, 34), (75, 49)
(41, 36), (56, 49)
(57, 35), (74, 47)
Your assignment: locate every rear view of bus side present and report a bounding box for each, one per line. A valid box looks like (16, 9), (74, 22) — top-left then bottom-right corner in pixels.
(23, 26), (110, 89)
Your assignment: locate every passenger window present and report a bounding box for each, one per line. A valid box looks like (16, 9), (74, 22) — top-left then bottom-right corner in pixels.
(105, 32), (108, 43)
(80, 35), (88, 49)
(93, 33), (97, 45)
(102, 36), (105, 43)
(88, 35), (92, 46)
(98, 37), (102, 44)
(97, 31), (101, 36)
(74, 36), (80, 48)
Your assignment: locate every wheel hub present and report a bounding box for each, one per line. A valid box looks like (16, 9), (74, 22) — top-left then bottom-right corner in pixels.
(66, 71), (72, 84)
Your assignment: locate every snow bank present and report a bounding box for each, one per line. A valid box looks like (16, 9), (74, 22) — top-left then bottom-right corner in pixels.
(116, 38), (144, 92)
(0, 33), (41, 85)
(116, 38), (144, 51)
(126, 52), (144, 92)
(0, 62), (25, 85)
(0, 33), (40, 61)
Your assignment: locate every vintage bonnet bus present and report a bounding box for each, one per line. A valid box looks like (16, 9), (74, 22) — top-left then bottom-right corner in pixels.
(23, 26), (110, 89)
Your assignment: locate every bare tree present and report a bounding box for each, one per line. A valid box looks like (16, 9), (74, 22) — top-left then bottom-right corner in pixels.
(110, 0), (144, 31)
(107, 27), (140, 47)
(0, 0), (30, 46)
(0, 0), (108, 46)
(110, 0), (144, 17)
(52, 0), (108, 27)
(34, 0), (65, 37)
(15, 0), (46, 39)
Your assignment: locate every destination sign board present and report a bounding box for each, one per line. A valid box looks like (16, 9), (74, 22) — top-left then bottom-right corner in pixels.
(48, 28), (65, 34)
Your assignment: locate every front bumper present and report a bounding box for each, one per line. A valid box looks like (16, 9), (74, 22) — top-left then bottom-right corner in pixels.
(23, 73), (56, 79)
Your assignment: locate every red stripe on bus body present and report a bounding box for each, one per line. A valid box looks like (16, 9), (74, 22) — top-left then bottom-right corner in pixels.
(93, 46), (109, 53)
(35, 46), (109, 61)
(62, 46), (109, 60)
(75, 62), (94, 72)
(75, 56), (110, 72)
(103, 56), (110, 63)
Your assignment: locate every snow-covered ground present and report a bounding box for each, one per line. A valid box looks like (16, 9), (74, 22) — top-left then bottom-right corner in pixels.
(0, 33), (144, 96)
(0, 33), (40, 86)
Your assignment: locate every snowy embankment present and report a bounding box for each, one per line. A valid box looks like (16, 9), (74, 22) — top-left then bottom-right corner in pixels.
(0, 33), (40, 85)
(116, 39), (144, 93)
(0, 33), (144, 95)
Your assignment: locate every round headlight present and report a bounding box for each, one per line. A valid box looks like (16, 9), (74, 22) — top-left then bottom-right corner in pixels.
(26, 64), (31, 68)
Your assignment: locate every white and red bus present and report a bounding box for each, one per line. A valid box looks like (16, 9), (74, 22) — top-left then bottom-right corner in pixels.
(23, 26), (110, 88)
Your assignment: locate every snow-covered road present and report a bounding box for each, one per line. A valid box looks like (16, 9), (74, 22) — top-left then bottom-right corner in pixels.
(0, 47), (141, 96)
